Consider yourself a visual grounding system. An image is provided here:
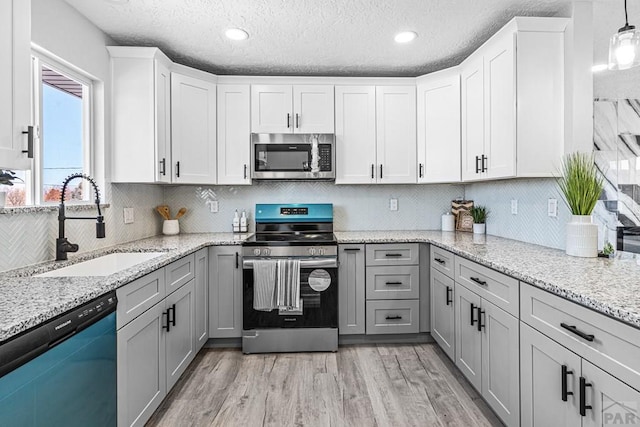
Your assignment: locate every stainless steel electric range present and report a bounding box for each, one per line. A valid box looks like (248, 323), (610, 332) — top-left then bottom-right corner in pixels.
(241, 203), (338, 354)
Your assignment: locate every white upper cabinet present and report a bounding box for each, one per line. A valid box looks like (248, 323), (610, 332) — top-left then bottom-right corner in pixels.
(251, 84), (334, 133)
(461, 17), (567, 182)
(171, 66), (217, 184)
(417, 70), (461, 183)
(0, 0), (32, 170)
(109, 47), (172, 183)
(217, 85), (251, 185)
(335, 86), (377, 184)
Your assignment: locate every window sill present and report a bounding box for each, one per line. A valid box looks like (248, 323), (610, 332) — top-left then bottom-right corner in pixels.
(0, 204), (110, 216)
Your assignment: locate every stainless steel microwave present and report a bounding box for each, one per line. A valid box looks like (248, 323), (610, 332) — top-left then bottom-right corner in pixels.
(251, 133), (335, 180)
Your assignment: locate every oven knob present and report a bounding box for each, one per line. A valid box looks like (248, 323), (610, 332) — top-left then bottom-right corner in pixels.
(263, 248), (271, 256)
(317, 248), (325, 256)
(309, 248), (316, 256)
(253, 248), (261, 256)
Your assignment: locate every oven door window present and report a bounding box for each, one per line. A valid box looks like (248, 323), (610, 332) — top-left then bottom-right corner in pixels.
(255, 144), (311, 172)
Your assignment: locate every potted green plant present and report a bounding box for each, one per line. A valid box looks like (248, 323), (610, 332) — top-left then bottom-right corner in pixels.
(470, 205), (489, 234)
(0, 170), (22, 208)
(556, 152), (604, 258)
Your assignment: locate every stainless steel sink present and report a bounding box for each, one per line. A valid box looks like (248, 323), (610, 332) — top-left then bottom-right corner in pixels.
(35, 252), (165, 277)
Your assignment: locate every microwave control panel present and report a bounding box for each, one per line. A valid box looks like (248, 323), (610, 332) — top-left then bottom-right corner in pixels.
(319, 144), (332, 171)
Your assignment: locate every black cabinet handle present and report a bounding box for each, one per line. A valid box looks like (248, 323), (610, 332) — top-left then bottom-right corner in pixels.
(162, 310), (171, 332)
(446, 286), (452, 306)
(170, 303), (177, 327)
(579, 377), (592, 416)
(561, 323), (595, 342)
(385, 253), (402, 257)
(386, 315), (402, 320)
(287, 113), (290, 128)
(419, 163), (424, 178)
(160, 158), (166, 176)
(475, 155), (481, 173)
(235, 252), (239, 269)
(296, 113), (300, 128)
(470, 276), (487, 286)
(481, 155), (488, 173)
(470, 303), (477, 326)
(385, 281), (403, 285)
(21, 126), (34, 158)
(244, 164), (247, 179)
(380, 164), (383, 179)
(434, 258), (446, 264)
(477, 307), (485, 331)
(343, 248), (361, 252)
(176, 161), (180, 178)
(371, 164), (375, 179)
(562, 365), (574, 402)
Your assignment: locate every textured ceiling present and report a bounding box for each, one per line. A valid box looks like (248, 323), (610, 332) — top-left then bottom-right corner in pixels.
(64, 0), (579, 77)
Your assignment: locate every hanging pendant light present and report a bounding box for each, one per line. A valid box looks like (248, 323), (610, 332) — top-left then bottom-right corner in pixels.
(609, 0), (640, 70)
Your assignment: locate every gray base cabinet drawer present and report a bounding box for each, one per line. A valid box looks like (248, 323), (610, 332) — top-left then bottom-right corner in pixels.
(366, 300), (419, 335)
(521, 282), (640, 392)
(116, 269), (166, 330)
(366, 265), (419, 300)
(431, 246), (455, 278)
(365, 243), (419, 266)
(454, 256), (518, 317)
(165, 253), (195, 295)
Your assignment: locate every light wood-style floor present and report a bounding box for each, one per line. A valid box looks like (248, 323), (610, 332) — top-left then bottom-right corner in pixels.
(147, 343), (503, 427)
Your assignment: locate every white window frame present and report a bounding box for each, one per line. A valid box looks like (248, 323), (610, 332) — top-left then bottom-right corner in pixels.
(29, 50), (94, 205)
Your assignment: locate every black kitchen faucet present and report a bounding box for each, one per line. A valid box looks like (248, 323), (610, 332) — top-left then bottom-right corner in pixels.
(56, 173), (105, 261)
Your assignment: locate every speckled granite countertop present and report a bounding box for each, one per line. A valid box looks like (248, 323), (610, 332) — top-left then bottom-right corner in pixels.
(2, 230), (640, 344)
(0, 233), (247, 343)
(336, 231), (640, 330)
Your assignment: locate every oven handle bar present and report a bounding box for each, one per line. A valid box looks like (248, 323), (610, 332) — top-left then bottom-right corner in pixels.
(243, 258), (338, 269)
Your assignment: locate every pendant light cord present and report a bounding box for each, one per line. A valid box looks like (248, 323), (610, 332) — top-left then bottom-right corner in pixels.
(625, 0), (629, 26)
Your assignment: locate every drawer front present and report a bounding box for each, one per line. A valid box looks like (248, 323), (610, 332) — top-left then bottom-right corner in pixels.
(165, 253), (195, 294)
(521, 283), (640, 392)
(431, 246), (455, 278)
(454, 256), (518, 317)
(116, 268), (166, 330)
(366, 265), (419, 300)
(366, 300), (419, 335)
(365, 243), (419, 266)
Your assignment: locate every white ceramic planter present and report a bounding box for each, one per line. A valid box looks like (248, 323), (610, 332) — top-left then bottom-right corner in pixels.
(566, 215), (598, 258)
(162, 219), (180, 235)
(473, 223), (486, 234)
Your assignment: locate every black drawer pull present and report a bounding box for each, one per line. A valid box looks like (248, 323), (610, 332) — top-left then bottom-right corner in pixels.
(470, 303), (477, 326)
(236, 252), (239, 269)
(561, 323), (594, 342)
(470, 277), (487, 286)
(434, 258), (446, 264)
(579, 377), (592, 416)
(385, 315), (402, 320)
(477, 307), (485, 332)
(562, 365), (574, 402)
(385, 281), (403, 285)
(385, 253), (403, 257)
(162, 310), (171, 332)
(446, 286), (453, 306)
(343, 248), (361, 252)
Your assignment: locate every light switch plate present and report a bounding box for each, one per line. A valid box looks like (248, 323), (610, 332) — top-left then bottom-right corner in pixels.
(389, 198), (398, 211)
(206, 200), (219, 213)
(123, 208), (134, 224)
(511, 199), (518, 215)
(548, 198), (558, 217)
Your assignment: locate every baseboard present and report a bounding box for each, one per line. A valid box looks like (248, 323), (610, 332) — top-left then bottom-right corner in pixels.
(204, 337), (242, 348)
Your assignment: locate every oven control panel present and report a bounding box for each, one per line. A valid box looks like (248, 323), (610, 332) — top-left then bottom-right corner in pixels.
(280, 207), (308, 216)
(243, 245), (337, 258)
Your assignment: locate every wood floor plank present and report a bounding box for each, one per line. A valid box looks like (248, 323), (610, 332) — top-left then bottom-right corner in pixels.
(146, 344), (504, 427)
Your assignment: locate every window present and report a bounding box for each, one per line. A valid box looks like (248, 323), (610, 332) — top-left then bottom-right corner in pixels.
(4, 53), (92, 206)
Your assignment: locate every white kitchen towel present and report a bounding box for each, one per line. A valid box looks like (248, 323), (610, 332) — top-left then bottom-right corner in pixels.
(253, 260), (277, 311)
(276, 259), (301, 310)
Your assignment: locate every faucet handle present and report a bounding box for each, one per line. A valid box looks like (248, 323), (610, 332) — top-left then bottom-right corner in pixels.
(96, 217), (106, 239)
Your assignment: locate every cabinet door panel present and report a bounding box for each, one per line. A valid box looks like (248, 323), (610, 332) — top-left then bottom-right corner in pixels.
(417, 73), (461, 183)
(155, 60), (172, 183)
(171, 72), (217, 184)
(481, 300), (519, 426)
(375, 86), (417, 184)
(430, 269), (455, 361)
(194, 248), (209, 350)
(251, 85), (293, 133)
(455, 282), (482, 391)
(293, 85), (334, 133)
(217, 84), (251, 185)
(338, 245), (366, 335)
(165, 280), (196, 391)
(334, 86), (377, 184)
(461, 56), (485, 181)
(209, 246), (243, 338)
(484, 32), (516, 179)
(520, 323), (581, 427)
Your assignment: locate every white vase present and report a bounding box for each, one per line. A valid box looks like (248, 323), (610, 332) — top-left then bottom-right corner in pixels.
(473, 223), (486, 234)
(566, 215), (598, 258)
(162, 219), (180, 235)
(0, 191), (6, 208)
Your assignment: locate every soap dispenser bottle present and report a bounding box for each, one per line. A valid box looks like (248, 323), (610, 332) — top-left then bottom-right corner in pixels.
(232, 210), (240, 233)
(240, 210), (248, 233)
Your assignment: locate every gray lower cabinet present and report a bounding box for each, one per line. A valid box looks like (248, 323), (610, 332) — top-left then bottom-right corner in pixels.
(165, 280), (196, 391)
(338, 244), (366, 335)
(455, 282), (482, 390)
(430, 269), (455, 361)
(209, 246), (243, 338)
(194, 248), (209, 350)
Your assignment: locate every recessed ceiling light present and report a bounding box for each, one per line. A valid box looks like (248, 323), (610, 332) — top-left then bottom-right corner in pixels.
(394, 31), (418, 44)
(225, 28), (249, 41)
(592, 63), (608, 72)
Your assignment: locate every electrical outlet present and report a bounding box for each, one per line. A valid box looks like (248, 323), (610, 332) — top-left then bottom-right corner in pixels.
(206, 200), (219, 213)
(548, 198), (558, 217)
(123, 208), (134, 224)
(511, 199), (518, 215)
(389, 198), (398, 211)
